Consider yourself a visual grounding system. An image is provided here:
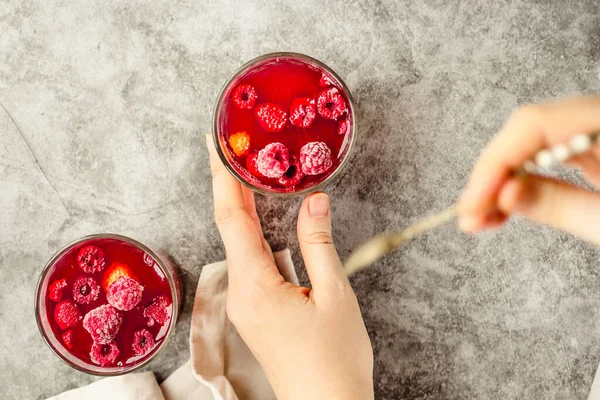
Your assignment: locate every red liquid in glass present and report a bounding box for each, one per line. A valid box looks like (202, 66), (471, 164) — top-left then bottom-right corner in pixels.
(44, 239), (174, 368)
(220, 57), (353, 193)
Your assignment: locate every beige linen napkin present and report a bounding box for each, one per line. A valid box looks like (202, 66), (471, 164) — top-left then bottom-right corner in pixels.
(47, 250), (296, 400)
(46, 372), (164, 400)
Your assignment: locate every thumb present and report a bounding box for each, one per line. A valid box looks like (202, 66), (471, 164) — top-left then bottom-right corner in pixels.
(297, 192), (348, 295)
(498, 175), (600, 245)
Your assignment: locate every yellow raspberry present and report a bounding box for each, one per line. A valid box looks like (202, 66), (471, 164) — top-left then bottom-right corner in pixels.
(229, 131), (251, 156)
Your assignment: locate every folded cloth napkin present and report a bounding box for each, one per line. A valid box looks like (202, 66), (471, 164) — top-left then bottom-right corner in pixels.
(46, 372), (164, 400)
(47, 249), (296, 400)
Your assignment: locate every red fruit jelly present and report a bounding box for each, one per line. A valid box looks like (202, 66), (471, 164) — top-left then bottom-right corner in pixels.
(36, 236), (180, 373)
(214, 53), (355, 194)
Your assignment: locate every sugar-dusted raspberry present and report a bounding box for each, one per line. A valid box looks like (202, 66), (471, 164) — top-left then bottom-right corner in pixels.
(246, 152), (262, 177)
(77, 245), (106, 274)
(48, 278), (68, 302)
(255, 103), (287, 132)
(90, 341), (120, 367)
(106, 276), (144, 311)
(144, 295), (171, 326)
(300, 142), (333, 175)
(278, 156), (305, 188)
(102, 263), (136, 291)
(83, 304), (123, 344)
(143, 253), (155, 267)
(62, 330), (74, 349)
(132, 329), (156, 356)
(229, 131), (251, 156)
(256, 143), (290, 178)
(338, 118), (349, 135)
(72, 276), (100, 305)
(54, 300), (82, 330)
(232, 84), (257, 110)
(317, 88), (346, 120)
(319, 72), (335, 87)
(289, 97), (316, 128)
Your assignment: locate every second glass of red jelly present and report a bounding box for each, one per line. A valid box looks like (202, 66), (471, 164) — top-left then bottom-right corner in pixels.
(213, 52), (356, 195)
(35, 234), (181, 375)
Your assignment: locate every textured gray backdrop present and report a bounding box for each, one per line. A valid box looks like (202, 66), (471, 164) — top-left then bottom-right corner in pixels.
(1, 0), (600, 399)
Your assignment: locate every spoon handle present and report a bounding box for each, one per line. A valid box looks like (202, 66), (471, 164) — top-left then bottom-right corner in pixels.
(343, 133), (599, 276)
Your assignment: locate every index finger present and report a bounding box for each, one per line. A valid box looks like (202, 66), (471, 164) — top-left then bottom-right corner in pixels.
(460, 96), (600, 227)
(206, 135), (272, 273)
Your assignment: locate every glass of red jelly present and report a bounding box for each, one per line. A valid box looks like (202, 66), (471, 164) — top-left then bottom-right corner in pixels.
(213, 52), (356, 195)
(35, 234), (181, 375)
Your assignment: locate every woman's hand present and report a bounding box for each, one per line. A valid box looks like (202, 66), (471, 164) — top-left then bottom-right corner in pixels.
(459, 96), (600, 244)
(207, 136), (374, 400)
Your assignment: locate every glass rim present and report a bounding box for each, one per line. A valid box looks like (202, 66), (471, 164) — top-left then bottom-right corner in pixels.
(34, 233), (180, 376)
(212, 51), (357, 197)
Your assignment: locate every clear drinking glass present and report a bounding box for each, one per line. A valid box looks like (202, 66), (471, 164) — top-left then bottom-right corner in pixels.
(213, 52), (357, 196)
(35, 233), (181, 376)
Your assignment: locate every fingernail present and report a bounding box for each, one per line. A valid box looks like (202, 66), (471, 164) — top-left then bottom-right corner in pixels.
(459, 215), (479, 233)
(308, 192), (329, 217)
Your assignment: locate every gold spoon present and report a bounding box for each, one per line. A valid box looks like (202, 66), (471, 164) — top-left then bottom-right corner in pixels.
(343, 133), (599, 276)
(343, 206), (458, 276)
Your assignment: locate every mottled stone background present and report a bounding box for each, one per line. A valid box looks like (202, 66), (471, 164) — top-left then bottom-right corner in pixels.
(1, 0), (600, 399)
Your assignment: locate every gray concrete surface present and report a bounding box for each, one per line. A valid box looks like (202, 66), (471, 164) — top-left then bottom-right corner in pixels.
(1, 0), (600, 399)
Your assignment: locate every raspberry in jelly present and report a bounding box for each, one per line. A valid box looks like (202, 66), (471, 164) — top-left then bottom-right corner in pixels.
(106, 276), (143, 311)
(317, 88), (346, 120)
(54, 300), (82, 330)
(232, 84), (257, 110)
(278, 156), (305, 188)
(255, 103), (287, 132)
(90, 341), (120, 367)
(72, 276), (100, 305)
(289, 97), (316, 128)
(48, 278), (67, 302)
(83, 304), (123, 344)
(144, 295), (171, 326)
(256, 143), (290, 178)
(300, 141), (333, 175)
(77, 245), (106, 274)
(132, 329), (155, 356)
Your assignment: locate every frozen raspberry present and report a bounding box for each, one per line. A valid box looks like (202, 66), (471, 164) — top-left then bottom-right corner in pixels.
(132, 329), (156, 356)
(106, 276), (143, 311)
(246, 152), (262, 177)
(338, 119), (349, 135)
(255, 103), (287, 132)
(278, 156), (305, 188)
(72, 276), (100, 305)
(83, 304), (123, 344)
(289, 97), (316, 128)
(102, 263), (136, 291)
(62, 330), (74, 349)
(48, 278), (67, 302)
(54, 300), (82, 330)
(300, 142), (333, 175)
(317, 88), (346, 120)
(232, 84), (257, 110)
(319, 72), (335, 87)
(143, 253), (155, 267)
(229, 131), (251, 156)
(90, 341), (120, 367)
(144, 295), (171, 326)
(256, 143), (290, 178)
(77, 245), (106, 274)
